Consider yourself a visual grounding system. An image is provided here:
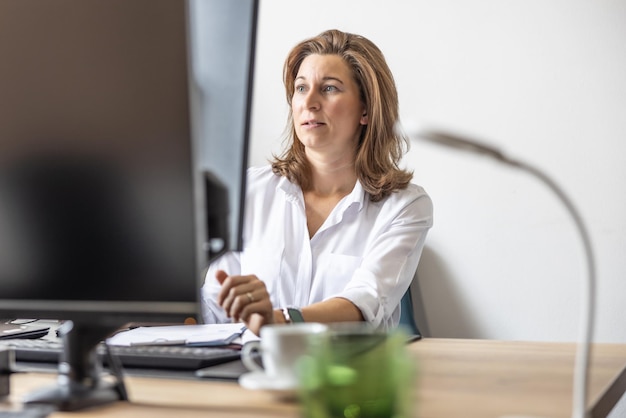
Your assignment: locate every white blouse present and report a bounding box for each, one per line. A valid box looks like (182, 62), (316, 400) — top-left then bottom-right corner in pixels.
(201, 165), (433, 330)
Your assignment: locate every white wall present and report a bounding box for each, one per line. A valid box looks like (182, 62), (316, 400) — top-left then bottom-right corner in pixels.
(249, 0), (626, 346)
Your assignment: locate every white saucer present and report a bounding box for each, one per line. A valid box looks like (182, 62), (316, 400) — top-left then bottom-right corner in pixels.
(238, 371), (298, 398)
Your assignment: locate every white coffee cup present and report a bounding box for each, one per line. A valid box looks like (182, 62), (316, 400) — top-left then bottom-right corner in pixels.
(241, 323), (328, 385)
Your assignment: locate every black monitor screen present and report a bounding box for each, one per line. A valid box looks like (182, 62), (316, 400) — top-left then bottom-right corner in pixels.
(0, 0), (256, 324)
(0, 0), (199, 322)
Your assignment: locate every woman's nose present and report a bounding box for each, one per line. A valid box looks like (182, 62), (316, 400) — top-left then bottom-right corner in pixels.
(302, 90), (320, 110)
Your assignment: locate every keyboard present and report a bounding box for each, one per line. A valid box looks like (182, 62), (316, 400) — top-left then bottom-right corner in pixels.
(1, 338), (241, 371)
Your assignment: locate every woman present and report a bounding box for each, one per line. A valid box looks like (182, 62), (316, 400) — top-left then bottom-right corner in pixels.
(201, 29), (433, 336)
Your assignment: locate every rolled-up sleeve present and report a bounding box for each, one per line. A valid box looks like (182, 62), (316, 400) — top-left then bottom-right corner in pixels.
(336, 186), (433, 329)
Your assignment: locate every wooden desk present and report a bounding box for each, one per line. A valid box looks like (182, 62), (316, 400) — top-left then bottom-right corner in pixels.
(3, 338), (626, 418)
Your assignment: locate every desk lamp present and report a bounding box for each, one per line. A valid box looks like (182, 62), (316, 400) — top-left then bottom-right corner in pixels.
(405, 125), (596, 418)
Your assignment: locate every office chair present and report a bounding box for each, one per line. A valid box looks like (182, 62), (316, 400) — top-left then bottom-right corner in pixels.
(399, 288), (421, 338)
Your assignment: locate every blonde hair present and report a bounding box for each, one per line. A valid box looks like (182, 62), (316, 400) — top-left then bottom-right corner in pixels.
(271, 29), (412, 202)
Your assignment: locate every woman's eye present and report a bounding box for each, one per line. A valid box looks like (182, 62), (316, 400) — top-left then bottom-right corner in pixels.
(323, 85), (338, 92)
(295, 85), (306, 93)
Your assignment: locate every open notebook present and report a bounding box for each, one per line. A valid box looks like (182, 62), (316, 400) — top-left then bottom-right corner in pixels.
(106, 323), (260, 348)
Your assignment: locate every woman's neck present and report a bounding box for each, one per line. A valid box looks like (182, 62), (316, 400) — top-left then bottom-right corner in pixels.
(302, 160), (357, 238)
(306, 162), (356, 197)
(304, 148), (357, 197)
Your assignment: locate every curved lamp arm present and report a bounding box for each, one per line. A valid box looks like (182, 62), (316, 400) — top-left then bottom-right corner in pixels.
(411, 127), (596, 418)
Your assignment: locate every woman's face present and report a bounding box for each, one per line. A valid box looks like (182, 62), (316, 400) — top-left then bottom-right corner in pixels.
(292, 54), (367, 164)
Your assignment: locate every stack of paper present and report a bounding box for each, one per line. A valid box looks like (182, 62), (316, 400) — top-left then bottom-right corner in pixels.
(106, 323), (259, 347)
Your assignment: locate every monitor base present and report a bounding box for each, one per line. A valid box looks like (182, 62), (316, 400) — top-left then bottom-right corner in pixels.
(23, 379), (124, 412)
(22, 320), (126, 411)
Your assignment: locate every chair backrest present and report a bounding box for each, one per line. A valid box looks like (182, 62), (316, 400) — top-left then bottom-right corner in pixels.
(399, 288), (421, 338)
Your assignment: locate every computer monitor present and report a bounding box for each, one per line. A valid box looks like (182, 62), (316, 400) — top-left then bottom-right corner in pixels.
(0, 0), (257, 410)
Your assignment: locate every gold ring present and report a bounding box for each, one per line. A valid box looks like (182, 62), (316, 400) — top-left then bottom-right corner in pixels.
(246, 292), (254, 303)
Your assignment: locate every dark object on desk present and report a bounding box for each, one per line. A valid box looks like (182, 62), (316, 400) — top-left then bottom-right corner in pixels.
(0, 323), (50, 340)
(3, 338), (240, 371)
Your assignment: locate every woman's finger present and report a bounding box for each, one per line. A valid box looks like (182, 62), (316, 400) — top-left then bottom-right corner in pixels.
(238, 288), (272, 323)
(218, 274), (267, 319)
(229, 286), (268, 321)
(217, 273), (252, 306)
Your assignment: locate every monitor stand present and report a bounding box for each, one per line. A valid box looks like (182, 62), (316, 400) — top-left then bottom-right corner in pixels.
(23, 320), (126, 411)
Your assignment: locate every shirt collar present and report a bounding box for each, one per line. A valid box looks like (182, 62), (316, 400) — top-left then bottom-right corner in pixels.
(278, 175), (301, 203)
(279, 175), (366, 213)
(342, 179), (366, 213)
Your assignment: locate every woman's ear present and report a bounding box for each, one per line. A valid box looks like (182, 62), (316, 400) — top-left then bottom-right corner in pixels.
(360, 111), (368, 125)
